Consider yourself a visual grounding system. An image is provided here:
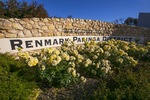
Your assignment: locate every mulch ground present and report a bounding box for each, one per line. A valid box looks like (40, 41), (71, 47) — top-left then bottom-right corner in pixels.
(37, 78), (99, 100)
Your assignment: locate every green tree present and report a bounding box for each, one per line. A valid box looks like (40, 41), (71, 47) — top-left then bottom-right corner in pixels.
(112, 18), (125, 24)
(124, 17), (138, 26)
(67, 15), (73, 18)
(0, 0), (49, 18)
(0, 1), (5, 18)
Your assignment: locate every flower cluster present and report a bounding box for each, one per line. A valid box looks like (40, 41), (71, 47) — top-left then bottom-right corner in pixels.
(27, 57), (38, 67)
(17, 39), (149, 87)
(18, 51), (38, 67)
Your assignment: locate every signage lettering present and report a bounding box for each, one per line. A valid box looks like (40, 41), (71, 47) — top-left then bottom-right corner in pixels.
(63, 28), (101, 34)
(45, 39), (51, 46)
(102, 36), (133, 42)
(0, 36), (144, 53)
(35, 40), (43, 47)
(25, 40), (33, 48)
(10, 39), (23, 50)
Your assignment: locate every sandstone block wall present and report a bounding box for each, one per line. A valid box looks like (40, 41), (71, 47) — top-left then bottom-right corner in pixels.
(0, 18), (150, 42)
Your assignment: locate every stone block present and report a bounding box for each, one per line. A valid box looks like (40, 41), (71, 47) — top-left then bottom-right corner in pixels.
(49, 25), (55, 30)
(33, 23), (40, 29)
(45, 22), (53, 26)
(29, 20), (34, 24)
(39, 22), (45, 26)
(13, 23), (23, 30)
(42, 26), (48, 30)
(41, 33), (48, 37)
(32, 18), (39, 22)
(3, 20), (12, 28)
(0, 18), (5, 21)
(5, 33), (17, 38)
(31, 29), (38, 34)
(32, 33), (41, 37)
(22, 18), (29, 22)
(0, 21), (3, 26)
(53, 32), (62, 36)
(0, 33), (4, 38)
(43, 30), (51, 33)
(25, 23), (32, 30)
(55, 18), (60, 22)
(24, 29), (32, 37)
(7, 29), (18, 34)
(19, 20), (26, 25)
(17, 31), (25, 38)
(43, 18), (49, 23)
(9, 18), (15, 22)
(48, 33), (53, 36)
(38, 30), (44, 33)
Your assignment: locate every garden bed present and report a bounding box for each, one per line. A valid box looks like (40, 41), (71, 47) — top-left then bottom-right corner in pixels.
(0, 39), (150, 100)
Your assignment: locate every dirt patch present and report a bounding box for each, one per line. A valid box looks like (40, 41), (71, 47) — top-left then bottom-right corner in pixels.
(37, 78), (99, 100)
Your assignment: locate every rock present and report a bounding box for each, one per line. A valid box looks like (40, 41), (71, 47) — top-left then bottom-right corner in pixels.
(0, 21), (3, 26)
(3, 20), (12, 28)
(31, 29), (38, 34)
(25, 23), (32, 30)
(32, 33), (41, 37)
(22, 18), (29, 22)
(43, 30), (51, 33)
(14, 18), (20, 21)
(42, 26), (48, 30)
(72, 23), (78, 27)
(45, 22), (52, 26)
(31, 30), (41, 37)
(17, 31), (25, 38)
(49, 25), (55, 30)
(0, 18), (5, 21)
(43, 18), (49, 23)
(7, 29), (18, 34)
(55, 25), (62, 29)
(19, 20), (27, 25)
(0, 30), (7, 34)
(33, 23), (40, 29)
(9, 18), (15, 22)
(29, 20), (34, 24)
(13, 23), (23, 30)
(0, 33), (4, 38)
(47, 19), (53, 24)
(48, 33), (53, 36)
(65, 24), (73, 29)
(38, 30), (44, 33)
(24, 29), (32, 37)
(39, 22), (45, 26)
(53, 20), (57, 25)
(5, 33), (17, 38)
(57, 28), (63, 32)
(53, 31), (62, 36)
(55, 18), (60, 22)
(41, 33), (48, 37)
(32, 18), (40, 22)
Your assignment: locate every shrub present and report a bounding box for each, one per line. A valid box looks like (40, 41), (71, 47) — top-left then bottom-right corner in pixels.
(140, 42), (150, 62)
(17, 39), (149, 88)
(18, 48), (81, 88)
(90, 62), (150, 100)
(0, 53), (38, 100)
(0, 73), (38, 100)
(0, 53), (23, 72)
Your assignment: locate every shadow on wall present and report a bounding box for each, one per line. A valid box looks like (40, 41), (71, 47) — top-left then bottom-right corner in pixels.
(110, 23), (150, 43)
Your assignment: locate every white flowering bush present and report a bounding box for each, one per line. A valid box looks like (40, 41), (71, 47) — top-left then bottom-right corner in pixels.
(17, 39), (149, 87)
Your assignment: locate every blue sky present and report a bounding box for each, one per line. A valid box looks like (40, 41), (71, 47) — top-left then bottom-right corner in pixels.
(18, 0), (150, 22)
